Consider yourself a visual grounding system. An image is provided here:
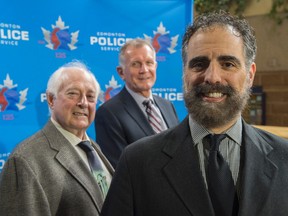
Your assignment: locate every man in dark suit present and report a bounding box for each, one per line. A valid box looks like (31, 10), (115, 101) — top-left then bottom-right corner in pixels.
(95, 38), (179, 168)
(0, 61), (114, 216)
(101, 11), (288, 216)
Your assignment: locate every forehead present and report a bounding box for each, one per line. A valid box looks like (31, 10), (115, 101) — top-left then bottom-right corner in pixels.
(60, 68), (96, 89)
(125, 45), (154, 57)
(187, 26), (244, 59)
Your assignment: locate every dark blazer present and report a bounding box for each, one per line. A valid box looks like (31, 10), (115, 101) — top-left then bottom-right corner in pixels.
(0, 120), (114, 216)
(101, 117), (288, 216)
(95, 87), (179, 168)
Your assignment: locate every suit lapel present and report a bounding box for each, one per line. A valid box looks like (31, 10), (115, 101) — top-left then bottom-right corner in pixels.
(120, 88), (154, 135)
(238, 122), (278, 216)
(162, 118), (214, 216)
(55, 145), (104, 211)
(42, 121), (104, 212)
(157, 117), (278, 216)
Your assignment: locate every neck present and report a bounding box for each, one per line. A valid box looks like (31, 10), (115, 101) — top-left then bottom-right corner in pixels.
(209, 115), (240, 134)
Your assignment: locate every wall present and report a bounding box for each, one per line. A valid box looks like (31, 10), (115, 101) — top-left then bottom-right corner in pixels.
(247, 15), (288, 72)
(253, 71), (288, 126)
(246, 7), (288, 126)
(243, 0), (272, 16)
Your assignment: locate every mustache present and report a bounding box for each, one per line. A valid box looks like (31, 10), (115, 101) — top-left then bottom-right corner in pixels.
(193, 83), (235, 96)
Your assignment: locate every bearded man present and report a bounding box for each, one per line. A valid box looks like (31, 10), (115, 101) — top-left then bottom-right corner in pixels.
(101, 11), (288, 216)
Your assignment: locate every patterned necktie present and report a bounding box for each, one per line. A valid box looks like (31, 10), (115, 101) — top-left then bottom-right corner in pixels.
(78, 141), (109, 198)
(143, 99), (166, 133)
(207, 134), (238, 216)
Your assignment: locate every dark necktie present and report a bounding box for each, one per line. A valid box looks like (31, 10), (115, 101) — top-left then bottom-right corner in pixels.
(78, 141), (109, 197)
(207, 134), (238, 216)
(143, 99), (166, 133)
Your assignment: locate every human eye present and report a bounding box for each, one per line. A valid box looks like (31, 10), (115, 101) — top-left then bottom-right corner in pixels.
(219, 56), (240, 70)
(146, 61), (155, 66)
(87, 94), (96, 102)
(67, 90), (80, 98)
(222, 61), (235, 69)
(188, 57), (209, 72)
(131, 61), (141, 68)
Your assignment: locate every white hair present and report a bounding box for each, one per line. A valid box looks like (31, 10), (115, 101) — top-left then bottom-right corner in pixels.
(46, 60), (100, 99)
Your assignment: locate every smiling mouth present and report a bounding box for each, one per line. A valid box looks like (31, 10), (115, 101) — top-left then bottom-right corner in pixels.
(195, 83), (233, 99)
(204, 92), (224, 98)
(73, 112), (88, 116)
(138, 76), (150, 80)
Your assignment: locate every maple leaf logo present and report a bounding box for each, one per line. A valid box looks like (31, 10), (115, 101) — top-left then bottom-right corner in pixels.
(144, 22), (179, 54)
(41, 16), (79, 51)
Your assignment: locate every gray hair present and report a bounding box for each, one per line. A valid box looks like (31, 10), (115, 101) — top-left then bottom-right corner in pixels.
(46, 60), (100, 99)
(119, 38), (156, 66)
(182, 10), (257, 70)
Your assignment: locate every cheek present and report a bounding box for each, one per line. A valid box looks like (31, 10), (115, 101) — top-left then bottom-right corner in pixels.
(184, 72), (198, 87)
(229, 74), (248, 92)
(125, 72), (136, 82)
(89, 104), (96, 114)
(150, 67), (157, 74)
(62, 101), (74, 109)
(58, 100), (76, 113)
(150, 73), (157, 82)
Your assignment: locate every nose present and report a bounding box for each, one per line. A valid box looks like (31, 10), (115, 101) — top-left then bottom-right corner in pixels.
(139, 63), (149, 73)
(77, 95), (88, 107)
(204, 63), (222, 84)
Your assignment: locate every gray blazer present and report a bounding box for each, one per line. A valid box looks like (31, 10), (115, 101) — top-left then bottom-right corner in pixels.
(0, 120), (114, 216)
(101, 117), (288, 216)
(95, 87), (179, 168)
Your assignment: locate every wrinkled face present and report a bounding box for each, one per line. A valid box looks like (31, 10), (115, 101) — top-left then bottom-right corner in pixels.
(117, 45), (157, 97)
(183, 26), (256, 131)
(48, 68), (97, 138)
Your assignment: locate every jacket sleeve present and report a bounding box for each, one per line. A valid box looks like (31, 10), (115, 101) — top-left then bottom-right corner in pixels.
(0, 155), (51, 216)
(95, 105), (128, 168)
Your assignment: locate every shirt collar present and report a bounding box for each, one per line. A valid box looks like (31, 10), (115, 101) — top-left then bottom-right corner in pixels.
(125, 85), (154, 106)
(188, 116), (210, 146)
(188, 115), (242, 146)
(225, 117), (242, 145)
(51, 117), (90, 147)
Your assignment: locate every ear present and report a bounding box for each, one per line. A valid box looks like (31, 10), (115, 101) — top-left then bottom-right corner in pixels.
(116, 66), (125, 80)
(46, 92), (55, 109)
(248, 62), (256, 87)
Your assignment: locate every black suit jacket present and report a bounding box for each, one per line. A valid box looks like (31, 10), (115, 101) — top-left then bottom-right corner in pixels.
(95, 87), (179, 168)
(101, 117), (288, 216)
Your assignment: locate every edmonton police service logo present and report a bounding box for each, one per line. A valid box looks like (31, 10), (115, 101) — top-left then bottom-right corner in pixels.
(0, 74), (28, 114)
(98, 76), (122, 104)
(144, 22), (178, 60)
(41, 16), (79, 51)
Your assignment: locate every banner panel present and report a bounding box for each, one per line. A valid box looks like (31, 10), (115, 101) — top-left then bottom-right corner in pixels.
(0, 0), (193, 172)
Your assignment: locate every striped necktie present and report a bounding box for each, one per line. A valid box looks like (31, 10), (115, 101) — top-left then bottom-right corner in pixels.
(143, 99), (166, 133)
(78, 141), (109, 198)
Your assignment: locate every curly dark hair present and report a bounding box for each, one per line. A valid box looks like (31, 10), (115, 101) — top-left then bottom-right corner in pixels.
(182, 10), (257, 70)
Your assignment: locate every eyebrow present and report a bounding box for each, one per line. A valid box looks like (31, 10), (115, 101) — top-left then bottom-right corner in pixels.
(188, 55), (242, 68)
(188, 56), (209, 68)
(218, 55), (241, 66)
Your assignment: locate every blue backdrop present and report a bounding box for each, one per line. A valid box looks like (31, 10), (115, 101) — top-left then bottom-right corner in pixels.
(0, 0), (193, 172)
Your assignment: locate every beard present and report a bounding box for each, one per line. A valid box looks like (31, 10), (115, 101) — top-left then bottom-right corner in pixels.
(184, 82), (251, 129)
